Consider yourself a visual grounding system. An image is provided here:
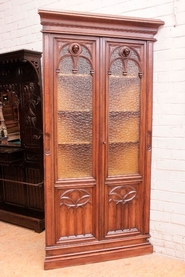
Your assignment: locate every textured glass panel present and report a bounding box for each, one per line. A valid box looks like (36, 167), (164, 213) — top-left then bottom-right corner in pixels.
(58, 144), (92, 178)
(58, 74), (92, 111)
(57, 51), (93, 179)
(58, 56), (92, 111)
(108, 55), (140, 176)
(109, 143), (139, 175)
(59, 44), (69, 58)
(58, 112), (92, 144)
(109, 112), (139, 143)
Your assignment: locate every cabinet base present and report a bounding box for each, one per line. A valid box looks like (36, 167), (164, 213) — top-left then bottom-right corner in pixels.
(0, 205), (44, 233)
(44, 242), (153, 270)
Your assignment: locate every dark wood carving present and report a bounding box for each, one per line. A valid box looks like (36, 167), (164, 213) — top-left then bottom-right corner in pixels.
(108, 45), (142, 78)
(0, 50), (44, 233)
(57, 42), (94, 75)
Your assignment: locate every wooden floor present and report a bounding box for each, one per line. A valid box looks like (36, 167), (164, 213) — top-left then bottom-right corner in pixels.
(1, 221), (185, 277)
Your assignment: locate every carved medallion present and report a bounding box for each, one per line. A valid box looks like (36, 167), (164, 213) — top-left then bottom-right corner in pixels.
(120, 46), (131, 58)
(69, 43), (82, 56)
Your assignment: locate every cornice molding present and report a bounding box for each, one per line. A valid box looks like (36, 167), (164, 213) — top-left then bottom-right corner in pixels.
(39, 9), (164, 41)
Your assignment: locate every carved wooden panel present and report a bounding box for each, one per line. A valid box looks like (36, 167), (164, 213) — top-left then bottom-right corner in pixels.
(26, 167), (44, 210)
(55, 187), (94, 241)
(106, 184), (141, 235)
(108, 45), (142, 78)
(21, 81), (42, 146)
(3, 165), (26, 206)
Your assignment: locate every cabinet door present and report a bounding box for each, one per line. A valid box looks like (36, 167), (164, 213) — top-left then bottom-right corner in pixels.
(52, 36), (100, 242)
(101, 38), (147, 238)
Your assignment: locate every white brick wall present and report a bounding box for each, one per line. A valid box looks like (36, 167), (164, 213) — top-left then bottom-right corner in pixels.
(0, 0), (185, 261)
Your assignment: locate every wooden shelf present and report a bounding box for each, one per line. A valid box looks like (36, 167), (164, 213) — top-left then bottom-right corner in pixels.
(58, 73), (93, 77)
(109, 141), (139, 145)
(109, 111), (139, 116)
(58, 110), (91, 114)
(109, 75), (139, 79)
(58, 141), (91, 145)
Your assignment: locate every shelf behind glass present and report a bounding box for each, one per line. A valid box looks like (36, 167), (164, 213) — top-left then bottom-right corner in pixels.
(57, 111), (92, 145)
(109, 114), (139, 144)
(108, 142), (139, 176)
(58, 141), (91, 145)
(58, 73), (92, 77)
(58, 110), (91, 114)
(57, 143), (92, 179)
(58, 73), (92, 111)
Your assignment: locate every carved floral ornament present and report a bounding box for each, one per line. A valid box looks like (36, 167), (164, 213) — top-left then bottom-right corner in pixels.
(60, 189), (91, 209)
(23, 82), (42, 140)
(30, 60), (40, 78)
(109, 185), (137, 205)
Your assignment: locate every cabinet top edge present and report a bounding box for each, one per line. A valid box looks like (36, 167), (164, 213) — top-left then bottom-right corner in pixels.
(0, 49), (42, 63)
(38, 9), (164, 40)
(38, 9), (164, 30)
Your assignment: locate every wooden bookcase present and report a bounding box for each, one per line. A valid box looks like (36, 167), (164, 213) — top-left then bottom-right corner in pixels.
(39, 10), (164, 269)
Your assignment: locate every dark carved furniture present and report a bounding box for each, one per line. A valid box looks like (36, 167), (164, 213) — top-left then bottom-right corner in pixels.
(0, 50), (44, 233)
(39, 10), (164, 269)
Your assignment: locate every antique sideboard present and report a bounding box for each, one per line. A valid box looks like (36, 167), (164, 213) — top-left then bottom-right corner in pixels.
(0, 50), (44, 233)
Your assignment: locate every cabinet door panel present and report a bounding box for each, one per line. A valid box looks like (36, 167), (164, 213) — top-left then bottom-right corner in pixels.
(55, 186), (95, 241)
(53, 36), (99, 242)
(105, 183), (142, 236)
(103, 39), (145, 237)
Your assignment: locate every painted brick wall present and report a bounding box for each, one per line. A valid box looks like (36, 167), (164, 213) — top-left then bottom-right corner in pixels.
(0, 0), (185, 261)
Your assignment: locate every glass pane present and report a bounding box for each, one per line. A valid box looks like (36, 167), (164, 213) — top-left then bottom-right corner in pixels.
(57, 45), (93, 179)
(108, 54), (140, 176)
(58, 144), (92, 178)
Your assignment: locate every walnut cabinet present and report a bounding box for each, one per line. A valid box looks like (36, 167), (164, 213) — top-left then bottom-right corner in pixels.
(39, 10), (164, 269)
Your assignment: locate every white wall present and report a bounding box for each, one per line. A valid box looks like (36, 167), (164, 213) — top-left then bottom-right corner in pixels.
(0, 0), (185, 261)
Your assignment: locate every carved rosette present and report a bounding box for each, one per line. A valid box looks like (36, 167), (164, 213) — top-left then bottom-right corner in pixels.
(109, 185), (137, 205)
(69, 43), (82, 56)
(60, 189), (91, 209)
(120, 46), (131, 58)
